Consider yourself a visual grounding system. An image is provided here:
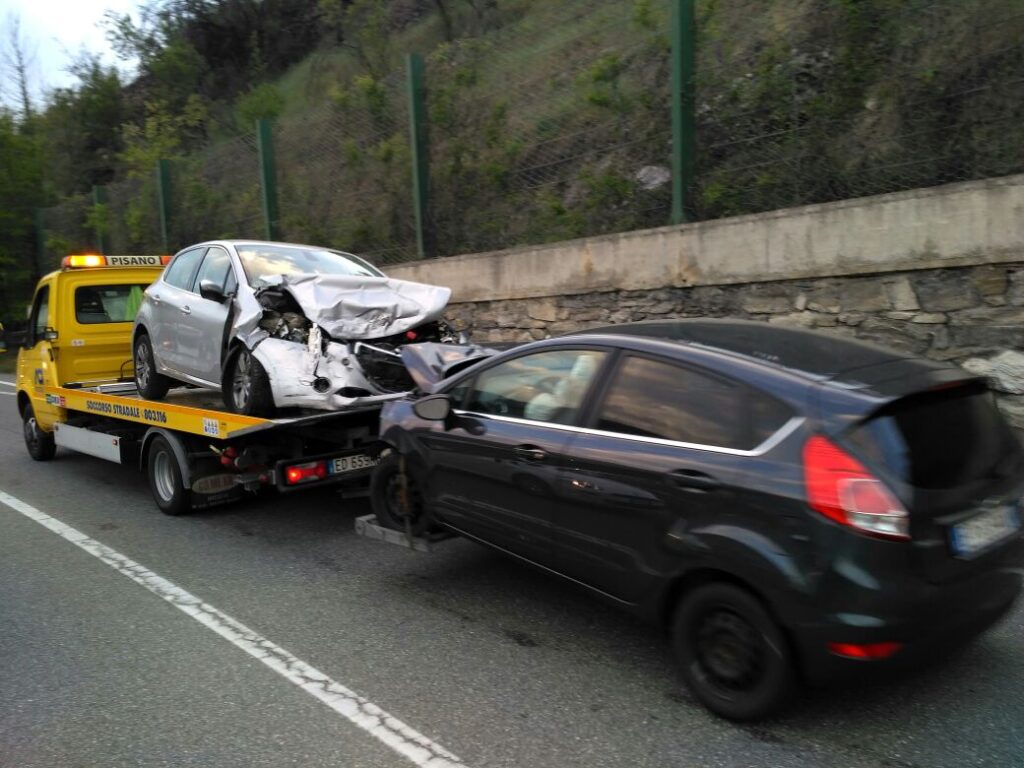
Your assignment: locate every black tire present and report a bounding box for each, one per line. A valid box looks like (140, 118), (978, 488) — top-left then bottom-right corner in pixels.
(23, 404), (56, 461)
(224, 347), (275, 417)
(147, 434), (191, 515)
(134, 332), (171, 400)
(672, 582), (796, 721)
(370, 452), (436, 535)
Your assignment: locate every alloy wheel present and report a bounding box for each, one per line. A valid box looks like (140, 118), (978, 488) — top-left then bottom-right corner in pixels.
(232, 351), (252, 410)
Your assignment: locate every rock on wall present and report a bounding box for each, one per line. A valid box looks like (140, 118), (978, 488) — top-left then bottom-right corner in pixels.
(444, 263), (1024, 426)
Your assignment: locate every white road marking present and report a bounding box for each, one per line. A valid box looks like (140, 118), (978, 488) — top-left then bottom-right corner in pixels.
(0, 490), (467, 768)
(0, 381), (16, 387)
(0, 392), (15, 396)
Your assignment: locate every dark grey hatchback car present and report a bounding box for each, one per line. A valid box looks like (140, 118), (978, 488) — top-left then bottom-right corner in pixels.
(371, 320), (1024, 720)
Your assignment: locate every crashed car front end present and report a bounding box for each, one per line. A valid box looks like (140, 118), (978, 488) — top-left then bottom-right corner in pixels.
(231, 272), (469, 411)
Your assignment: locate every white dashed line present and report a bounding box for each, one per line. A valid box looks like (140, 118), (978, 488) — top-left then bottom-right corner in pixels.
(0, 490), (467, 768)
(0, 392), (15, 396)
(0, 381), (16, 387)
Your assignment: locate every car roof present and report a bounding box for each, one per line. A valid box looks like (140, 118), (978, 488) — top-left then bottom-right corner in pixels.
(571, 319), (912, 378)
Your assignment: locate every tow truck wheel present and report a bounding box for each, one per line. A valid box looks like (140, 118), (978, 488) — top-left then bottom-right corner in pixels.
(371, 452), (436, 535)
(147, 434), (191, 515)
(23, 405), (56, 461)
(134, 333), (171, 400)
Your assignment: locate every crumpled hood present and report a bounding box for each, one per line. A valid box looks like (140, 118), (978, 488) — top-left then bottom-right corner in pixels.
(255, 273), (451, 339)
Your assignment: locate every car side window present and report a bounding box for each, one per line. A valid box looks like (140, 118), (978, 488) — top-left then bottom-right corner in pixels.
(464, 349), (606, 424)
(163, 247), (206, 291)
(29, 286), (50, 343)
(595, 356), (792, 451)
(194, 246), (233, 294)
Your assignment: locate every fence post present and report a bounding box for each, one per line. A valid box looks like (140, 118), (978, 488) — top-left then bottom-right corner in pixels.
(671, 0), (696, 225)
(33, 208), (45, 279)
(256, 118), (280, 241)
(92, 185), (110, 254)
(406, 52), (433, 259)
(156, 159), (172, 253)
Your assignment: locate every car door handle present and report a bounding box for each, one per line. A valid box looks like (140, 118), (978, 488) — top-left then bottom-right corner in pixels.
(181, 305), (191, 315)
(514, 445), (547, 462)
(151, 294), (161, 304)
(667, 470), (720, 492)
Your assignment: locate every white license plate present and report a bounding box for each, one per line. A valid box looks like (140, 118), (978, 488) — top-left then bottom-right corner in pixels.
(329, 453), (379, 475)
(950, 503), (1021, 558)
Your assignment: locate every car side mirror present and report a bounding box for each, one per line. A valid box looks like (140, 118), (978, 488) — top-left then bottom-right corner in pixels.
(413, 394), (452, 422)
(4, 329), (27, 349)
(199, 279), (227, 303)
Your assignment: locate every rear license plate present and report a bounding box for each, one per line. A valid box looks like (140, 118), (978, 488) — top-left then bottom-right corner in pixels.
(950, 503), (1021, 558)
(329, 453), (379, 475)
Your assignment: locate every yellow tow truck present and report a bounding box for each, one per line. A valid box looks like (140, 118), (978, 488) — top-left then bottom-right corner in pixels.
(9, 254), (383, 514)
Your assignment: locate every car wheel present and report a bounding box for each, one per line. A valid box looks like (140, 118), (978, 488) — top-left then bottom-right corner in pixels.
(147, 434), (190, 515)
(370, 452), (436, 535)
(672, 582), (796, 721)
(134, 333), (171, 400)
(224, 347), (275, 417)
(23, 404), (56, 461)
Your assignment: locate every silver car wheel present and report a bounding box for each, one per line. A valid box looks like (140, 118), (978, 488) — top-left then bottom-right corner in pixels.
(135, 342), (151, 389)
(232, 351), (252, 410)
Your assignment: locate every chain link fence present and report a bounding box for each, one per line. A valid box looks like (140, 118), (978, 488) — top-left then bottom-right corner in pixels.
(106, 176), (163, 255)
(276, 73), (417, 265)
(692, 0), (1024, 219)
(39, 195), (93, 269)
(426, 1), (673, 256)
(33, 0), (1024, 267)
(167, 132), (264, 245)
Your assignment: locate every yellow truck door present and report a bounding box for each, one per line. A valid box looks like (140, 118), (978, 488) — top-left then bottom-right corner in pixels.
(17, 280), (62, 430)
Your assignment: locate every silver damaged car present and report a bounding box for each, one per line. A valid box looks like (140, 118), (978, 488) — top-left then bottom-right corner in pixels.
(132, 240), (464, 416)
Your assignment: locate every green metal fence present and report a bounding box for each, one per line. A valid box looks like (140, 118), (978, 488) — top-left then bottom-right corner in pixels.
(34, 0), (1024, 268)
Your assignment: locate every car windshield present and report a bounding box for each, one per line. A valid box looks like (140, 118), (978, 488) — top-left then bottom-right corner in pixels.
(236, 244), (383, 285)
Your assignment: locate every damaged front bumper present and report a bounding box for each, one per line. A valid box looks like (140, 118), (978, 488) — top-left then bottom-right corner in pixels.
(250, 337), (408, 411)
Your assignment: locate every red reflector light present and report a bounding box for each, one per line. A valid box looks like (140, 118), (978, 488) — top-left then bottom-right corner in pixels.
(405, 330), (418, 340)
(284, 461), (327, 485)
(803, 436), (910, 540)
(828, 641), (903, 660)
(161, 255), (172, 265)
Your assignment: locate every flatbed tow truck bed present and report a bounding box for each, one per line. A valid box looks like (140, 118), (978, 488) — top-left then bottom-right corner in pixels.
(45, 380), (387, 514)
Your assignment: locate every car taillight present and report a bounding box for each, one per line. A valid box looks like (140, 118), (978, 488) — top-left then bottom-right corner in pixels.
(803, 436), (910, 540)
(284, 461), (327, 485)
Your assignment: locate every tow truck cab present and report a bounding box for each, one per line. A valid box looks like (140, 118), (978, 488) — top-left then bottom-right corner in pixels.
(15, 254), (167, 432)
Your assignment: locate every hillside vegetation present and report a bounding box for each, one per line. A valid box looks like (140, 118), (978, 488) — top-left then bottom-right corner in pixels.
(2, 0), (1022, 315)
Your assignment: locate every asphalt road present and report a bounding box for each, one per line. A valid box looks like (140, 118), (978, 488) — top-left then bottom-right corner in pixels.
(1, 380), (1022, 768)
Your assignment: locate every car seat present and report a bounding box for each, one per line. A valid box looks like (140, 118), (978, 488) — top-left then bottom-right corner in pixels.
(523, 353), (600, 423)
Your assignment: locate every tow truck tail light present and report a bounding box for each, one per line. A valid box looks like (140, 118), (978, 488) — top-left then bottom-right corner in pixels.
(284, 460), (328, 485)
(803, 436), (910, 541)
(161, 255), (172, 265)
(63, 254), (106, 268)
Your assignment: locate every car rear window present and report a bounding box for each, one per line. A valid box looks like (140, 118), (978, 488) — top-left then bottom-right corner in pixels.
(845, 382), (1021, 489)
(75, 284), (149, 324)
